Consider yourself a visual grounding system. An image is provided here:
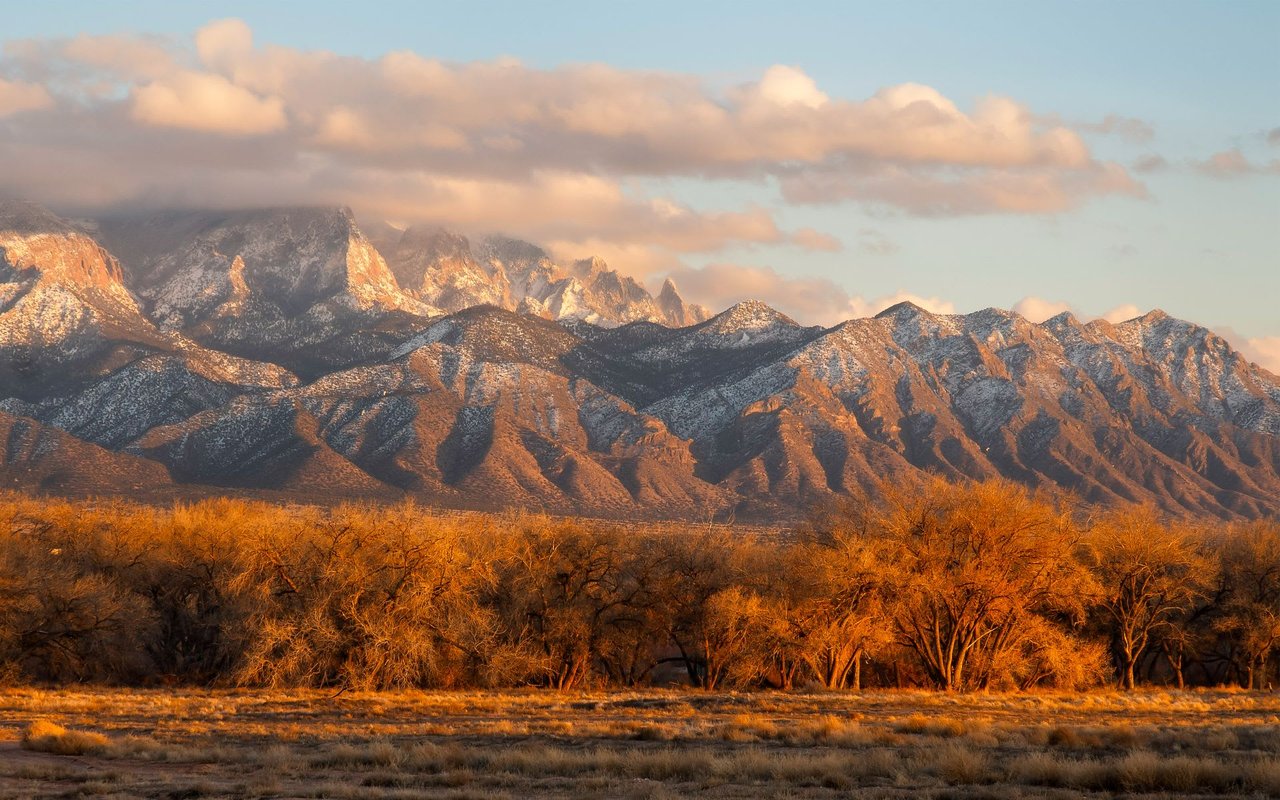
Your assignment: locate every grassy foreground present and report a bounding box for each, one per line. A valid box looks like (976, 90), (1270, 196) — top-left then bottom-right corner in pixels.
(2, 689), (1280, 798)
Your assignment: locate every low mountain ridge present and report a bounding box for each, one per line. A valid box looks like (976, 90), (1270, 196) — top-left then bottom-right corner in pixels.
(3, 201), (1278, 521)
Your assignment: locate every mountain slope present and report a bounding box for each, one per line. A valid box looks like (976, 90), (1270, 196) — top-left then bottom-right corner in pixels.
(96, 207), (439, 377)
(3, 201), (1278, 520)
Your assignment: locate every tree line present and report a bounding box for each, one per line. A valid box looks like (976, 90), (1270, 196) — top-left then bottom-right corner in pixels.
(0, 481), (1276, 692)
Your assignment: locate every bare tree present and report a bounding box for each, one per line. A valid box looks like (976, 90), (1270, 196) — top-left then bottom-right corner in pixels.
(1214, 522), (1280, 689)
(1083, 508), (1216, 690)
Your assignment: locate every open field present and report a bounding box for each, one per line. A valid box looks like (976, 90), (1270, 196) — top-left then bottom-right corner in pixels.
(3, 689), (1280, 799)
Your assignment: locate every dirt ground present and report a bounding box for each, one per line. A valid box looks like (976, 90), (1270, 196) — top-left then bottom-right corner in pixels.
(2, 687), (1279, 798)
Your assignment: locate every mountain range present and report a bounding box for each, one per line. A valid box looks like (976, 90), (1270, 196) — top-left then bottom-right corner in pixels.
(2, 200), (1278, 520)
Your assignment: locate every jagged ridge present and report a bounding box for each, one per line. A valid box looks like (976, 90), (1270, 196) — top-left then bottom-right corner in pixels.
(3, 201), (1279, 520)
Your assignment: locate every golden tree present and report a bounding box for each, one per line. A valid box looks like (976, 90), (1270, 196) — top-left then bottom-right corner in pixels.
(873, 480), (1096, 691)
(1082, 507), (1215, 690)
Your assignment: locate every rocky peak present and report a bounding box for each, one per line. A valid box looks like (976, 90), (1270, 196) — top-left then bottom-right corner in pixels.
(394, 303), (581, 370)
(707, 300), (800, 334)
(0, 202), (128, 292)
(395, 226), (475, 264)
(656, 278), (699, 327)
(1040, 310), (1081, 331)
(480, 235), (552, 272)
(383, 226), (502, 310)
(874, 300), (931, 322)
(572, 255), (610, 279)
(102, 206), (428, 328)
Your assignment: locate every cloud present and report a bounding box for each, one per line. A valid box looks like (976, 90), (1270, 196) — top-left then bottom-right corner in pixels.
(780, 160), (1143, 215)
(131, 70), (286, 135)
(1214, 327), (1280, 375)
(0, 78), (52, 117)
(845, 291), (955, 320)
(194, 18), (253, 73)
(1007, 298), (1144, 325)
(1099, 303), (1142, 323)
(1066, 113), (1155, 143)
(752, 64), (829, 109)
(1192, 148), (1280, 178)
(1267, 127), (1280, 147)
(1012, 296), (1073, 323)
(790, 227), (842, 252)
(855, 228), (897, 255)
(0, 17), (1140, 226)
(662, 262), (954, 326)
(339, 172), (794, 259)
(1240, 336), (1280, 374)
(1132, 154), (1168, 173)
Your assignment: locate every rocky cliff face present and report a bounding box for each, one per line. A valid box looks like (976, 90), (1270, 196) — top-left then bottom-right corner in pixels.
(3, 201), (1278, 520)
(95, 208), (440, 378)
(383, 227), (710, 328)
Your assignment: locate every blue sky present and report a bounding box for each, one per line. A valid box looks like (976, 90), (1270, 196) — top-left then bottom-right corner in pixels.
(2, 1), (1278, 360)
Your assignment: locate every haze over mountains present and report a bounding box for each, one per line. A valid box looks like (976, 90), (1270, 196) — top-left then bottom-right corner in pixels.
(2, 200), (1278, 520)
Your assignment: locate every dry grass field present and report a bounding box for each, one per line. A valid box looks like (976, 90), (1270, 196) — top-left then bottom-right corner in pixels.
(3, 689), (1280, 799)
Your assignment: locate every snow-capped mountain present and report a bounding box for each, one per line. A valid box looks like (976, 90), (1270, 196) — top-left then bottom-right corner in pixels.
(382, 226), (710, 327)
(96, 207), (439, 377)
(3, 200), (1279, 520)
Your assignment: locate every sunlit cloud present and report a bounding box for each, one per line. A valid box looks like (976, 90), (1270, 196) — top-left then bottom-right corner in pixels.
(0, 17), (1139, 233)
(789, 227), (843, 252)
(1008, 298), (1145, 325)
(0, 77), (52, 117)
(1192, 148), (1280, 178)
(1012, 296), (1073, 323)
(661, 262), (955, 326)
(1098, 303), (1142, 324)
(1214, 326), (1280, 375)
(1241, 336), (1280, 375)
(132, 70), (286, 134)
(1044, 113), (1155, 143)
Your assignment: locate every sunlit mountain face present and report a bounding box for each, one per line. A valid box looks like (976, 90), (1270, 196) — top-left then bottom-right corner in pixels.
(3, 201), (1278, 520)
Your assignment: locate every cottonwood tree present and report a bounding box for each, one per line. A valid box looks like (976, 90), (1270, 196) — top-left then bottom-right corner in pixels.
(873, 480), (1096, 691)
(0, 507), (150, 682)
(1083, 508), (1216, 690)
(488, 519), (657, 689)
(660, 531), (741, 687)
(232, 506), (502, 689)
(1214, 522), (1280, 689)
(768, 531), (894, 690)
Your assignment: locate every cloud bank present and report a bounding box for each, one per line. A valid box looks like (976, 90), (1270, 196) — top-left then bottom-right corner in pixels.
(0, 19), (1142, 259)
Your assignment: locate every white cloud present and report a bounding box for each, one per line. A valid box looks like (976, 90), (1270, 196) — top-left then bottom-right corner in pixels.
(131, 70), (286, 135)
(1012, 296), (1073, 323)
(1099, 303), (1142, 323)
(0, 18), (1140, 222)
(195, 18), (253, 73)
(751, 65), (829, 109)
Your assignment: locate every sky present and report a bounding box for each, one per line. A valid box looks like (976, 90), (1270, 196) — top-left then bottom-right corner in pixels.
(1, 1), (1278, 368)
